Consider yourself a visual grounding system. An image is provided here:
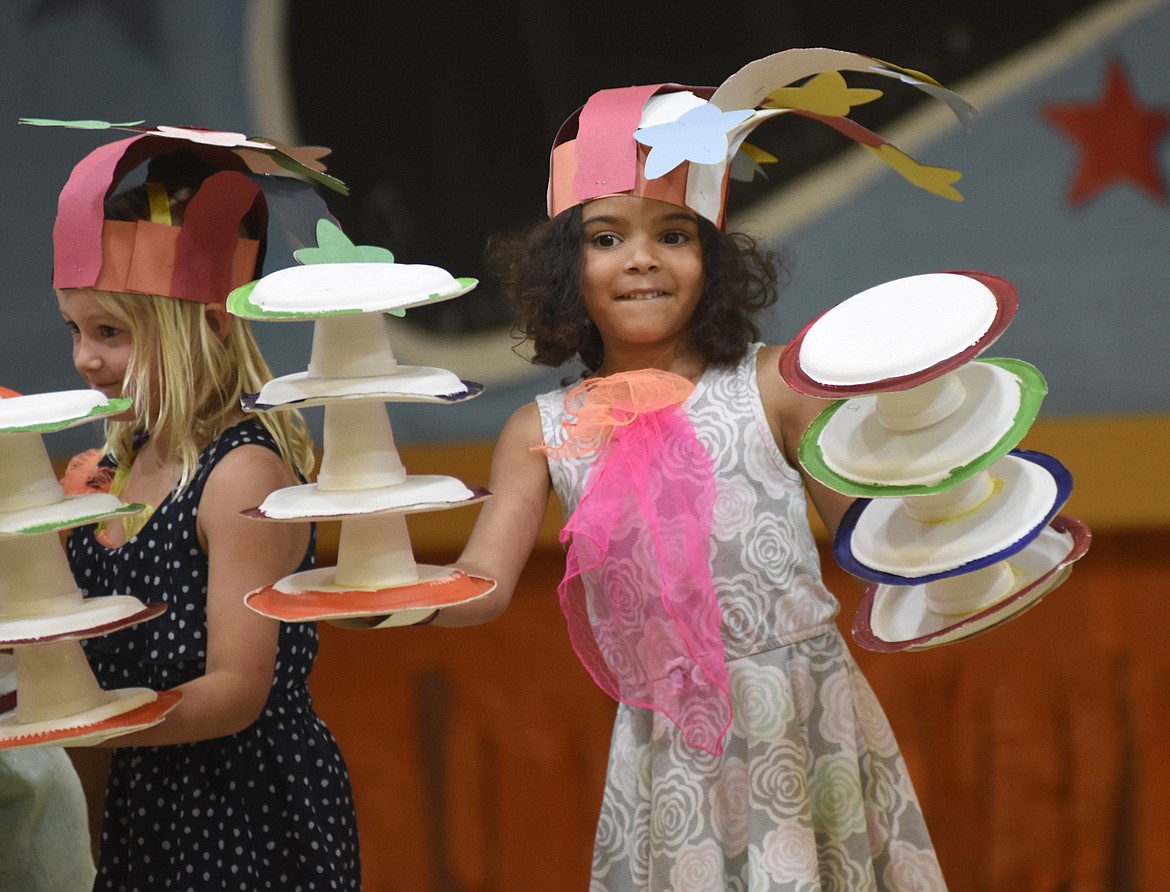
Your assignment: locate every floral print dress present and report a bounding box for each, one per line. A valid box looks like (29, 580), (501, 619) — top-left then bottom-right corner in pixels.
(536, 347), (945, 891)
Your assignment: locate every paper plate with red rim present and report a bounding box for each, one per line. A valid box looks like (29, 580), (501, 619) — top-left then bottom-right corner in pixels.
(852, 515), (1091, 651)
(0, 689), (181, 750)
(245, 566), (495, 624)
(780, 271), (1018, 398)
(0, 599), (166, 646)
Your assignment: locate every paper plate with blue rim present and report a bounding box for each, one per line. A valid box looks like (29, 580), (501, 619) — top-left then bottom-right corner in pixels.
(243, 369), (483, 411)
(852, 515), (1091, 651)
(780, 271), (1018, 398)
(799, 358), (1048, 497)
(834, 449), (1073, 585)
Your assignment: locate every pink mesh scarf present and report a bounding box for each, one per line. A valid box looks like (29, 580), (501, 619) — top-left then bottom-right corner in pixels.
(540, 369), (731, 755)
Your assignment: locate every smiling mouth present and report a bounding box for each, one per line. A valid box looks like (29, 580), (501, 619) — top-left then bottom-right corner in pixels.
(616, 290), (668, 301)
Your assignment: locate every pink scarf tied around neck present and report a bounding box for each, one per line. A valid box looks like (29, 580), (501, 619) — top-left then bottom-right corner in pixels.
(540, 369), (731, 755)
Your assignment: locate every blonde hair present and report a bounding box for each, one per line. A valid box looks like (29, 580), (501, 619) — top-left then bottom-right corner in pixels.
(96, 291), (315, 489)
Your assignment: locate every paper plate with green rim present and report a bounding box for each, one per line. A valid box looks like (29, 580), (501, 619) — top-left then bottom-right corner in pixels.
(780, 271), (1018, 398)
(0, 390), (131, 433)
(0, 495), (147, 536)
(852, 515), (1091, 652)
(228, 266), (478, 322)
(799, 358), (1047, 497)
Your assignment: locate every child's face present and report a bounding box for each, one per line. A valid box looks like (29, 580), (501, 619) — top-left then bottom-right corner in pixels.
(580, 196), (704, 362)
(56, 288), (135, 414)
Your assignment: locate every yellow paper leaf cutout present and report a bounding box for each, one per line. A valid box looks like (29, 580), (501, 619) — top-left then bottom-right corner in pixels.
(741, 142), (778, 165)
(763, 71), (883, 116)
(863, 144), (964, 201)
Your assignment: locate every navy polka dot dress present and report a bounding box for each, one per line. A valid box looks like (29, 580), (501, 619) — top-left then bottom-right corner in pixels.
(68, 420), (361, 891)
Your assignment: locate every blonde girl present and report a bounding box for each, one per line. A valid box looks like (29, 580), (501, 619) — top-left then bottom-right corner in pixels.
(55, 135), (360, 891)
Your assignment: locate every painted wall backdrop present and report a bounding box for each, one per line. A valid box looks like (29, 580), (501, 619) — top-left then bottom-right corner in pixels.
(1, 0), (1166, 504)
(3, 5), (1168, 890)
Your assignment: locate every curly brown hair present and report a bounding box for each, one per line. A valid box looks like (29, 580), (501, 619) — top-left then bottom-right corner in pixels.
(487, 205), (788, 373)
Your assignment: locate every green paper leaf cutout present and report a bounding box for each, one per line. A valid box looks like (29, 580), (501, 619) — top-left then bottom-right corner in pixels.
(293, 219), (395, 266)
(19, 118), (145, 130)
(267, 150), (350, 196)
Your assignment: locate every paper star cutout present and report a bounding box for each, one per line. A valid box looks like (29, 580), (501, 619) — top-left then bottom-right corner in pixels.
(863, 144), (964, 201)
(635, 104), (755, 179)
(1043, 59), (1169, 205)
(763, 71), (883, 116)
(730, 143), (778, 182)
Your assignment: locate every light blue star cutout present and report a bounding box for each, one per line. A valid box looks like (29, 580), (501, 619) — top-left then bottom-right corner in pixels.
(634, 104), (756, 180)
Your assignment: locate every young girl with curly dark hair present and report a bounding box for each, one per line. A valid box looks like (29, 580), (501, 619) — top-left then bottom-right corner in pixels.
(438, 49), (973, 890)
(488, 203), (783, 374)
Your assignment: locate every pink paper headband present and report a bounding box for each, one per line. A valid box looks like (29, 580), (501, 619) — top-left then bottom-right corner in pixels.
(53, 135), (269, 304)
(547, 47), (978, 228)
(44, 124), (343, 304)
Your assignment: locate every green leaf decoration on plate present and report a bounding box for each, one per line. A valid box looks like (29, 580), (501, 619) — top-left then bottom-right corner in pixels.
(19, 118), (145, 130)
(294, 219), (395, 266)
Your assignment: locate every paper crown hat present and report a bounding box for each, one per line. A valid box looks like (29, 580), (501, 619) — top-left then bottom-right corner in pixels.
(46, 123), (344, 304)
(547, 47), (978, 228)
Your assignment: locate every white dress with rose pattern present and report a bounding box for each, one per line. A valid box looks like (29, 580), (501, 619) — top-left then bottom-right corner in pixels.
(536, 346), (945, 892)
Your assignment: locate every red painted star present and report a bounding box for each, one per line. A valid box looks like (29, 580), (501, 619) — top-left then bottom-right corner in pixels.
(1043, 59), (1169, 205)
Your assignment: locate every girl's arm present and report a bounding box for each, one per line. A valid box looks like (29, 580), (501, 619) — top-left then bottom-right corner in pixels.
(758, 345), (856, 539)
(99, 445), (310, 746)
(436, 401), (552, 627)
